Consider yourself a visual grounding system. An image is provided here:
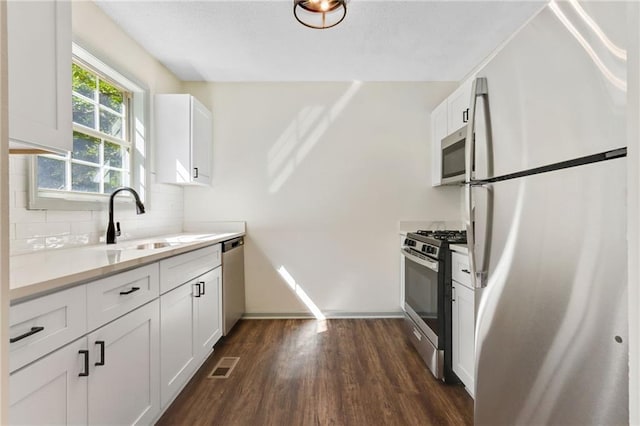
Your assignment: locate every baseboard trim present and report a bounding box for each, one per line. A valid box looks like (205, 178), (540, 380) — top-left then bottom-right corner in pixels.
(242, 312), (404, 320)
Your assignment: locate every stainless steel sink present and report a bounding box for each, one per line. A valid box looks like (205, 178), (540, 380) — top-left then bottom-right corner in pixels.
(131, 242), (177, 250)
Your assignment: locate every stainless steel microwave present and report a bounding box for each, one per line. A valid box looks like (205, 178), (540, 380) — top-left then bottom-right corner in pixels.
(440, 125), (467, 184)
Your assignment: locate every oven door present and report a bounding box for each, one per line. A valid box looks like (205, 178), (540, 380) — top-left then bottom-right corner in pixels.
(401, 247), (443, 348)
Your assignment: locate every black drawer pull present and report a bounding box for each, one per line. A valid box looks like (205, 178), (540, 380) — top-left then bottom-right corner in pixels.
(10, 326), (45, 343)
(461, 269), (471, 274)
(200, 281), (206, 296)
(119, 287), (140, 295)
(79, 350), (89, 377)
(194, 282), (202, 298)
(95, 341), (105, 366)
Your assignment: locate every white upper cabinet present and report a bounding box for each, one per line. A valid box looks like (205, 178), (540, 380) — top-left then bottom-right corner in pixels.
(155, 94), (212, 185)
(7, 0), (72, 154)
(447, 79), (473, 133)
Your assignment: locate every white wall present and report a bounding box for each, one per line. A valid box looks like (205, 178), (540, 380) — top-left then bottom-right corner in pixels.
(9, 2), (184, 255)
(183, 82), (461, 316)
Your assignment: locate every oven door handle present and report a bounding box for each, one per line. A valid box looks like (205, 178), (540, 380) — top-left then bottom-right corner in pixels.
(401, 248), (439, 272)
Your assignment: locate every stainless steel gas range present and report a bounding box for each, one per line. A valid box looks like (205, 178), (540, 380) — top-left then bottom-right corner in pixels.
(401, 230), (466, 382)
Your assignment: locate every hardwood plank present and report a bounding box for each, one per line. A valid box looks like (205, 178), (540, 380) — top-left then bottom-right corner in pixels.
(157, 319), (473, 425)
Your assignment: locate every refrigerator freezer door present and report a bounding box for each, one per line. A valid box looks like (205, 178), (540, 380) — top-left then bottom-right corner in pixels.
(473, 157), (628, 425)
(473, 3), (626, 180)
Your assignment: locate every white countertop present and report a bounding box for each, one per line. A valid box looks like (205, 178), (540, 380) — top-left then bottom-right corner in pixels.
(10, 232), (244, 302)
(450, 244), (468, 255)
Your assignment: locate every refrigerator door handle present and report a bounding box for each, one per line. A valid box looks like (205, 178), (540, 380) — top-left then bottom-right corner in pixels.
(473, 184), (493, 289)
(466, 77), (491, 289)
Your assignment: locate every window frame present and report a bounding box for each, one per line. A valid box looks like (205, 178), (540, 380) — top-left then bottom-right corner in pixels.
(28, 43), (150, 211)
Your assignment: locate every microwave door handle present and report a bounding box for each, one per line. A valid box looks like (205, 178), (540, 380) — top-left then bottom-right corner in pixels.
(400, 248), (440, 272)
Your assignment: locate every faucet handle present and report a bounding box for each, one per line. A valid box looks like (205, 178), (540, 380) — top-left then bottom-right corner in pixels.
(116, 222), (121, 237)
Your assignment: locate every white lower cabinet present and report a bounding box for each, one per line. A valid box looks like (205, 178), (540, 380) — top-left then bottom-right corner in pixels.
(160, 266), (222, 407)
(452, 280), (475, 397)
(160, 281), (198, 407)
(194, 267), (222, 359)
(10, 338), (88, 425)
(10, 300), (160, 426)
(9, 243), (224, 425)
(88, 300), (160, 426)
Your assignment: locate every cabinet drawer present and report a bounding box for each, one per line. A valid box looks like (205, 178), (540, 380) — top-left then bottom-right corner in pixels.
(9, 285), (87, 373)
(87, 263), (160, 331)
(160, 244), (221, 294)
(452, 252), (472, 288)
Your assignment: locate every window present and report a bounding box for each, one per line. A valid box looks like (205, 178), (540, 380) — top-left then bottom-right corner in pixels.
(29, 44), (148, 210)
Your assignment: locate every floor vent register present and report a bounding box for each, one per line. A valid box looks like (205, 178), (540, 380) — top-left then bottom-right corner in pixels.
(208, 357), (240, 379)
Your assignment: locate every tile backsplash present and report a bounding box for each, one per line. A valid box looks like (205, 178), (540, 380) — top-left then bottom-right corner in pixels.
(9, 155), (184, 255)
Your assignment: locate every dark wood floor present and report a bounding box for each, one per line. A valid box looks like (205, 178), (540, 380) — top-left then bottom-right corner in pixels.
(157, 319), (473, 426)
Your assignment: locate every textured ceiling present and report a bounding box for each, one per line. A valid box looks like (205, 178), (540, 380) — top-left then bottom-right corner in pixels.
(95, 0), (545, 82)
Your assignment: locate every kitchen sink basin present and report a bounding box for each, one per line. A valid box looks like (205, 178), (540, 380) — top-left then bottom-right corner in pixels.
(132, 242), (177, 250)
(104, 233), (236, 251)
(117, 241), (183, 250)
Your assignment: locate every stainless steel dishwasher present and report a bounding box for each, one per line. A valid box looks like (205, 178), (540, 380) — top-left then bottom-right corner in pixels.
(222, 237), (245, 335)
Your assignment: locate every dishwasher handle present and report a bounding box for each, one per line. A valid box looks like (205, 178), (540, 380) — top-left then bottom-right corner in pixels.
(222, 237), (244, 252)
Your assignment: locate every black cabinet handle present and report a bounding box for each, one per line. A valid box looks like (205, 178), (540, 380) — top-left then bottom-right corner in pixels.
(119, 287), (140, 295)
(10, 326), (45, 343)
(193, 167), (199, 179)
(462, 108), (469, 123)
(95, 341), (105, 366)
(79, 350), (89, 377)
(194, 282), (202, 298)
(461, 269), (471, 274)
(200, 281), (206, 295)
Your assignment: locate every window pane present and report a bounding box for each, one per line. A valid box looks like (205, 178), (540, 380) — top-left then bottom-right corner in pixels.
(104, 170), (123, 194)
(72, 63), (96, 99)
(72, 132), (100, 164)
(73, 95), (95, 128)
(104, 141), (126, 168)
(71, 164), (99, 193)
(99, 80), (124, 113)
(99, 109), (122, 138)
(37, 157), (66, 190)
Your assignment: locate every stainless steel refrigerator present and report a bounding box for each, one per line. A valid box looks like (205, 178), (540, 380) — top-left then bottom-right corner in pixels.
(464, 2), (628, 424)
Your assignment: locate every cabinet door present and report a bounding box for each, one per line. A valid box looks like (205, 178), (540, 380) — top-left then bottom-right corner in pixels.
(452, 281), (475, 396)
(447, 79), (473, 133)
(430, 101), (448, 187)
(160, 282), (197, 408)
(88, 300), (160, 426)
(155, 94), (192, 184)
(194, 267), (222, 360)
(10, 338), (88, 425)
(7, 0), (72, 153)
(191, 97), (212, 184)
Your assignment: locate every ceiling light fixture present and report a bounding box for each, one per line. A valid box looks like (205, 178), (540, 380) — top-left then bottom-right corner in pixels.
(294, 0), (347, 30)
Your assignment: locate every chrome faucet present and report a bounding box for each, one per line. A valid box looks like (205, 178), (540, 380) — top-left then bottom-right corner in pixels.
(106, 187), (146, 244)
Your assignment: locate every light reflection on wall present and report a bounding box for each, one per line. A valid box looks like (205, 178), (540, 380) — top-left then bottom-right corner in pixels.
(267, 81), (362, 194)
(277, 265), (326, 321)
